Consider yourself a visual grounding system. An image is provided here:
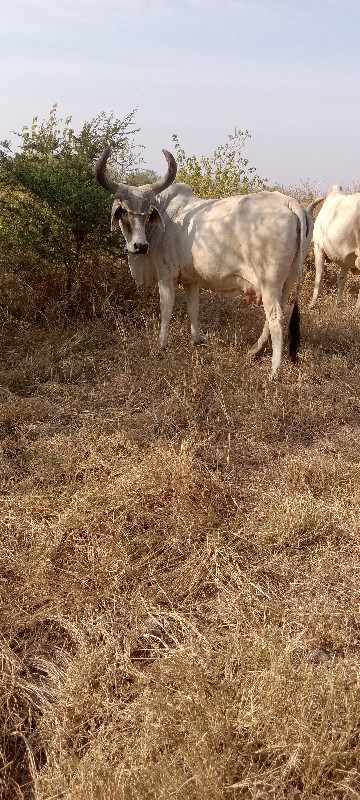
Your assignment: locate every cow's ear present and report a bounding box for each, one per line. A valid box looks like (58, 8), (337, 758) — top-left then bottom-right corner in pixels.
(149, 207), (165, 231)
(111, 201), (122, 232)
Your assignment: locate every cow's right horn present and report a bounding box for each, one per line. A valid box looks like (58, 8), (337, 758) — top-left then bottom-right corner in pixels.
(151, 150), (177, 195)
(95, 147), (120, 194)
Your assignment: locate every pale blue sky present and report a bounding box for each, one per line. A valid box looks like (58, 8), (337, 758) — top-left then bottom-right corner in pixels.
(1, 0), (359, 190)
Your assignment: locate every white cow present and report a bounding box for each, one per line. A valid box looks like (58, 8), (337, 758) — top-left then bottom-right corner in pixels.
(96, 147), (320, 376)
(310, 185), (360, 310)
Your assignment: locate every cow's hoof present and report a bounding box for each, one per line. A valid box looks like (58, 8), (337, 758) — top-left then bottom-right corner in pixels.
(247, 344), (266, 361)
(269, 369), (281, 381)
(247, 352), (259, 365)
(191, 335), (206, 347)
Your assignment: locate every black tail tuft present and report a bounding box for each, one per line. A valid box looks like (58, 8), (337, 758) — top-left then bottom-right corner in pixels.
(289, 300), (300, 364)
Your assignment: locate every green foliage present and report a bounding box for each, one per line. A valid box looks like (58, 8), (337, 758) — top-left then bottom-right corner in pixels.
(0, 185), (64, 274)
(126, 169), (159, 187)
(172, 129), (267, 199)
(0, 105), (142, 313)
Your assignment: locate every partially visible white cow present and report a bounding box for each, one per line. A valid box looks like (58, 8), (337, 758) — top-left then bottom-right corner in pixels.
(310, 185), (360, 310)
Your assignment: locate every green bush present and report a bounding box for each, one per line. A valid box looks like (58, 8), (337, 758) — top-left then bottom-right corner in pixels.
(0, 105), (142, 319)
(172, 129), (267, 199)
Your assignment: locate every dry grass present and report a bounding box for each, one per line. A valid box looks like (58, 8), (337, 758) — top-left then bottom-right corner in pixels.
(1, 261), (360, 799)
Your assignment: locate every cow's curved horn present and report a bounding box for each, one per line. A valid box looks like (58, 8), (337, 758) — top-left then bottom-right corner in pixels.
(151, 149), (177, 194)
(95, 146), (120, 194)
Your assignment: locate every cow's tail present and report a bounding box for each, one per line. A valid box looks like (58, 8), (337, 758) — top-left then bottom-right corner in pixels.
(288, 201), (308, 364)
(288, 197), (324, 364)
(306, 195), (325, 217)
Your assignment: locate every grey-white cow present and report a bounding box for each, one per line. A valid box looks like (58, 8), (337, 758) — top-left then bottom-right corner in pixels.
(310, 185), (360, 310)
(96, 147), (318, 376)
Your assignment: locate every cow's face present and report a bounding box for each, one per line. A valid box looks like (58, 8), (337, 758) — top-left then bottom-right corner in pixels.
(95, 146), (177, 256)
(111, 199), (165, 255)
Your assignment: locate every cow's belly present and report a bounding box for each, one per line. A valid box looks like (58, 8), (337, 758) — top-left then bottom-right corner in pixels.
(181, 243), (260, 295)
(323, 239), (357, 267)
(180, 269), (256, 297)
(194, 268), (258, 296)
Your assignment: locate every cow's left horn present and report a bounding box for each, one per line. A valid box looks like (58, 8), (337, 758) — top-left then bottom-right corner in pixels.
(150, 150), (177, 195)
(95, 146), (120, 194)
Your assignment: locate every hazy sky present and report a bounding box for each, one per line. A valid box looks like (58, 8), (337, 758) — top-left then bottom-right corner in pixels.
(1, 0), (358, 191)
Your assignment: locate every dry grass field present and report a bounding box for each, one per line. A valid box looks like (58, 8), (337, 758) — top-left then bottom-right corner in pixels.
(1, 261), (360, 799)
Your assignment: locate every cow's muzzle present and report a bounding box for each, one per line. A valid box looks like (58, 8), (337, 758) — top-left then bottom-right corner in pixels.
(135, 243), (149, 254)
(125, 242), (149, 255)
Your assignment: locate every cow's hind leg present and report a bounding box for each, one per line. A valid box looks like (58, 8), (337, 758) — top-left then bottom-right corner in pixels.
(354, 288), (360, 312)
(354, 253), (360, 311)
(337, 265), (348, 306)
(248, 319), (270, 358)
(262, 293), (284, 377)
(183, 283), (202, 345)
(158, 279), (176, 349)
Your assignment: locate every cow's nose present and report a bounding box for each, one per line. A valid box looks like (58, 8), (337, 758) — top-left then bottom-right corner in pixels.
(134, 242), (149, 254)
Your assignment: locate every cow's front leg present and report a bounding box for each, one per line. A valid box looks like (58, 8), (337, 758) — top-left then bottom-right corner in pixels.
(183, 283), (202, 345)
(158, 279), (176, 349)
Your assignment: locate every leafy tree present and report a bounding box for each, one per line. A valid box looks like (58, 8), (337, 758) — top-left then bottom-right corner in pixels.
(0, 105), (142, 307)
(172, 129), (267, 199)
